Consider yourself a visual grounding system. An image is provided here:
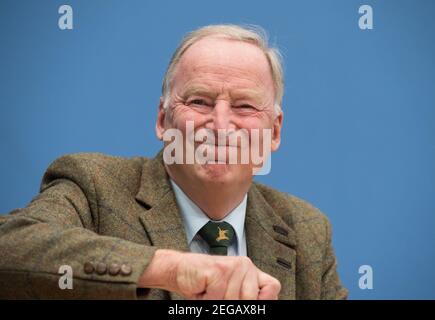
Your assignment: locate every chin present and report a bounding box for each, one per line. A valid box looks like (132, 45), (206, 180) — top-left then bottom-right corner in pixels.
(196, 163), (251, 184)
(199, 163), (232, 181)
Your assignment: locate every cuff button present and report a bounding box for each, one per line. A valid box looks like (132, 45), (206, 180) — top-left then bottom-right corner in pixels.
(84, 261), (95, 274)
(96, 262), (107, 275)
(108, 263), (121, 276)
(120, 264), (132, 276)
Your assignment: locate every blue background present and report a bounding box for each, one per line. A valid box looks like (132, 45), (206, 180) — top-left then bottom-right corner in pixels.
(1, 0), (434, 299)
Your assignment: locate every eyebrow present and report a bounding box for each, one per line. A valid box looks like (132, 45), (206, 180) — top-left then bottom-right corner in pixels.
(182, 85), (264, 102)
(229, 88), (264, 102)
(182, 85), (218, 100)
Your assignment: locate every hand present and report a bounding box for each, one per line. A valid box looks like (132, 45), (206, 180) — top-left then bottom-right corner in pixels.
(138, 249), (281, 300)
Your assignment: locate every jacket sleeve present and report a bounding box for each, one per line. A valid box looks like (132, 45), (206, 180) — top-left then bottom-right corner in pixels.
(320, 216), (349, 300)
(0, 155), (158, 299)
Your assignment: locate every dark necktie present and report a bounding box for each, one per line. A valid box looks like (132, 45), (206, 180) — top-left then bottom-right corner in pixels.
(198, 221), (235, 256)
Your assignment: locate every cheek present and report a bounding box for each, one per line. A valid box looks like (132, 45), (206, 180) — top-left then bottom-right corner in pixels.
(235, 114), (273, 130)
(235, 114), (275, 149)
(167, 105), (208, 130)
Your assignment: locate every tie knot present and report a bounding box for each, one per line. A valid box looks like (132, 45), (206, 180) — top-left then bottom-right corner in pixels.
(198, 221), (235, 255)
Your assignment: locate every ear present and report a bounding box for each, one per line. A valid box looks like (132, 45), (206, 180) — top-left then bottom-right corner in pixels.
(271, 111), (283, 152)
(155, 97), (166, 140)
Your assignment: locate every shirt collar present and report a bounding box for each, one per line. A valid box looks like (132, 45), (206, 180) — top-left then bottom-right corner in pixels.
(170, 179), (247, 248)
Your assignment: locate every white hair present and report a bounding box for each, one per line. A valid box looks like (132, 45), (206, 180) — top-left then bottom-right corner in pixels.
(161, 24), (284, 116)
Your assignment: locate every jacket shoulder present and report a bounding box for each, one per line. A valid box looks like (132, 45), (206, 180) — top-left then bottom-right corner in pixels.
(41, 153), (150, 195)
(253, 182), (330, 232)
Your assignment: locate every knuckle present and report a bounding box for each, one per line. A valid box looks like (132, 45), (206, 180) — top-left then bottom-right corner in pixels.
(232, 257), (244, 269)
(233, 256), (252, 270)
(210, 260), (231, 280)
(240, 256), (253, 266)
(214, 260), (228, 273)
(273, 278), (282, 291)
(206, 267), (221, 280)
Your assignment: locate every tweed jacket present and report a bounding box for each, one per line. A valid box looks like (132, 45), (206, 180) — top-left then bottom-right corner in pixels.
(0, 151), (348, 299)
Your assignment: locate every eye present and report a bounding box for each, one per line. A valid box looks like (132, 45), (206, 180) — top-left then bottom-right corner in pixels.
(188, 99), (211, 107)
(234, 104), (255, 110)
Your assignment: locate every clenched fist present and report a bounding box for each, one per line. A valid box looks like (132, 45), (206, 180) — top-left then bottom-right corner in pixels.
(139, 249), (281, 300)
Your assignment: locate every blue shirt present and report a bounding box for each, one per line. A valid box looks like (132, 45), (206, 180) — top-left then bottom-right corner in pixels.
(170, 179), (247, 256)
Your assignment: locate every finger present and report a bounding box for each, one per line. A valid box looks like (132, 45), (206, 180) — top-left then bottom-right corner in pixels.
(176, 260), (208, 299)
(201, 263), (230, 300)
(257, 271), (281, 300)
(223, 259), (247, 300)
(240, 264), (260, 300)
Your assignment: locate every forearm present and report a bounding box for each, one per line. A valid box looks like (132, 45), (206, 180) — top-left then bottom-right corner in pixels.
(0, 215), (158, 299)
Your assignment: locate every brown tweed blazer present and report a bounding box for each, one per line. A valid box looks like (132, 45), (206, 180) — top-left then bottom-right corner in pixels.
(0, 150), (348, 299)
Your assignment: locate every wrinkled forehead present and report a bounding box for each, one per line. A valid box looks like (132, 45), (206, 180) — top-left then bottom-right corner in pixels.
(172, 37), (275, 92)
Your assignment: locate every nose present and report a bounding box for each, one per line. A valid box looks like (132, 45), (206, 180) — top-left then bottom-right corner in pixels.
(207, 100), (234, 131)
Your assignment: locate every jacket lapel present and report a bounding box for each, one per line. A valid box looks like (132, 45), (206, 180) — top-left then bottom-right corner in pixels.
(246, 184), (297, 300)
(135, 151), (189, 300)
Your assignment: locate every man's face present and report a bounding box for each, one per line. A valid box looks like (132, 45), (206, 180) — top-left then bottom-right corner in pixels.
(156, 36), (282, 185)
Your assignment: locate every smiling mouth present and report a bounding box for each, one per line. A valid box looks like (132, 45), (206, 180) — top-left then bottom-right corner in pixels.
(196, 140), (241, 147)
(204, 160), (228, 165)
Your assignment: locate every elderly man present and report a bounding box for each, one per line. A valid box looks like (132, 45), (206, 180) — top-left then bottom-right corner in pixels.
(0, 24), (347, 300)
